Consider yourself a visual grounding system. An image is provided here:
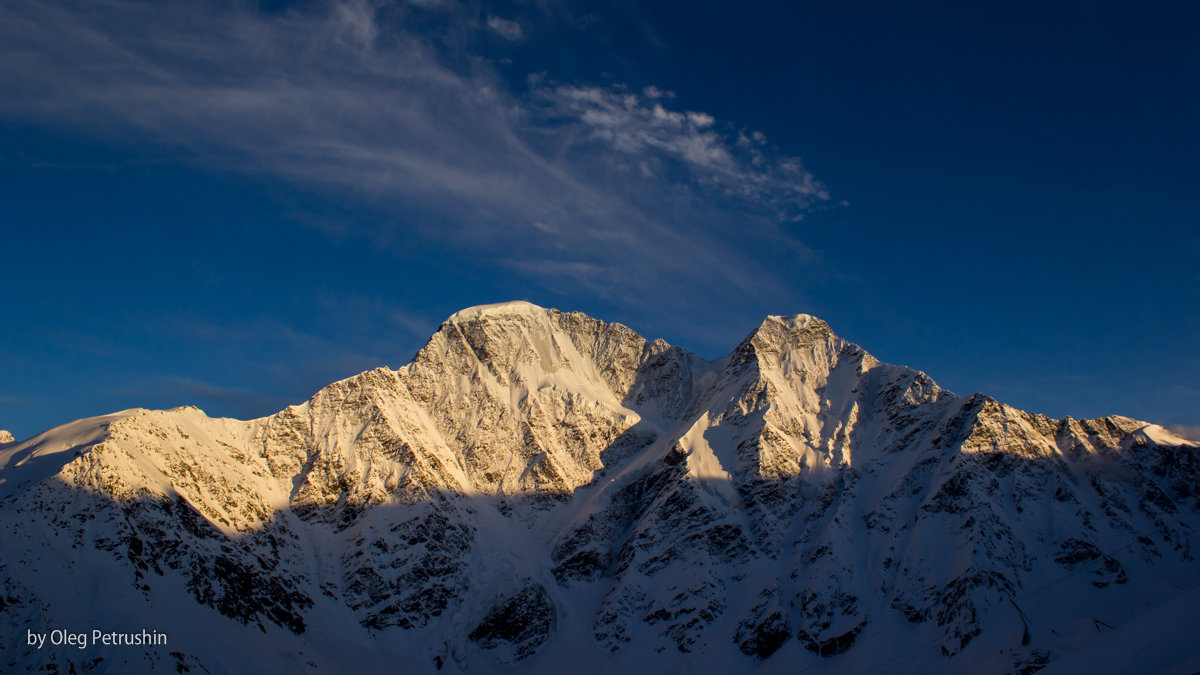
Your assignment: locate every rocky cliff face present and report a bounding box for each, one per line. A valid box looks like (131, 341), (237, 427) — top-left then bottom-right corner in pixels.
(1, 301), (1197, 674)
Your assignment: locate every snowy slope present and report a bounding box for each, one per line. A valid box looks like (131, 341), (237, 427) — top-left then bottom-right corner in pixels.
(1, 302), (1197, 674)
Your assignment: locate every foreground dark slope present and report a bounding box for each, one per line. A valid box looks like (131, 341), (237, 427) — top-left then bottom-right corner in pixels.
(1, 302), (1197, 674)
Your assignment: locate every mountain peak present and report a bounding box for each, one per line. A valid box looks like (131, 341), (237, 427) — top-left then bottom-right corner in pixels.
(445, 300), (550, 324)
(762, 312), (826, 329)
(762, 313), (838, 344)
(0, 430), (12, 444)
(5, 304), (1198, 673)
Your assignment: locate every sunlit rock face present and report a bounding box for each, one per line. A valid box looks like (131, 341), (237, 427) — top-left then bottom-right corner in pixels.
(2, 301), (1197, 674)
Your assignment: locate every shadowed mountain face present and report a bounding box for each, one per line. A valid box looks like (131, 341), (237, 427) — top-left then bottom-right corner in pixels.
(1, 302), (1197, 674)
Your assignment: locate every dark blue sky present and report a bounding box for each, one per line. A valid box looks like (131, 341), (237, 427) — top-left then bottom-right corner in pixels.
(1, 0), (1197, 440)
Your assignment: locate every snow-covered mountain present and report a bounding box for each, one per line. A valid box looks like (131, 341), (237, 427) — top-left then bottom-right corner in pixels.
(2, 301), (1197, 674)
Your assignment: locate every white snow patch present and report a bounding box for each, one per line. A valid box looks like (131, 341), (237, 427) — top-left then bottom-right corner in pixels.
(680, 413), (742, 508)
(0, 409), (141, 499)
(447, 300), (548, 324)
(763, 313), (823, 330)
(1136, 423), (1200, 448)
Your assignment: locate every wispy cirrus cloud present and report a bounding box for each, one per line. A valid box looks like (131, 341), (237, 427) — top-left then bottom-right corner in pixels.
(486, 16), (524, 41)
(534, 84), (827, 220)
(120, 287), (438, 418)
(0, 0), (828, 332)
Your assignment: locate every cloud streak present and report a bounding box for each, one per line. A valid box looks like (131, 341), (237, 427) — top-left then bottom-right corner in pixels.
(486, 16), (524, 41)
(534, 84), (827, 219)
(121, 287), (438, 419)
(0, 0), (828, 331)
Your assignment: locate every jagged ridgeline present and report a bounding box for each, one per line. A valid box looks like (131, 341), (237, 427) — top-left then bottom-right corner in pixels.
(1, 301), (1197, 674)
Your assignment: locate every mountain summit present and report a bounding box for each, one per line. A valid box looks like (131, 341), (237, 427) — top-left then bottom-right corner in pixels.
(2, 303), (1197, 673)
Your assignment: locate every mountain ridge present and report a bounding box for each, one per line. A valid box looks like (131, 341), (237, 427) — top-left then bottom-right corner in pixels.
(1, 302), (1197, 674)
